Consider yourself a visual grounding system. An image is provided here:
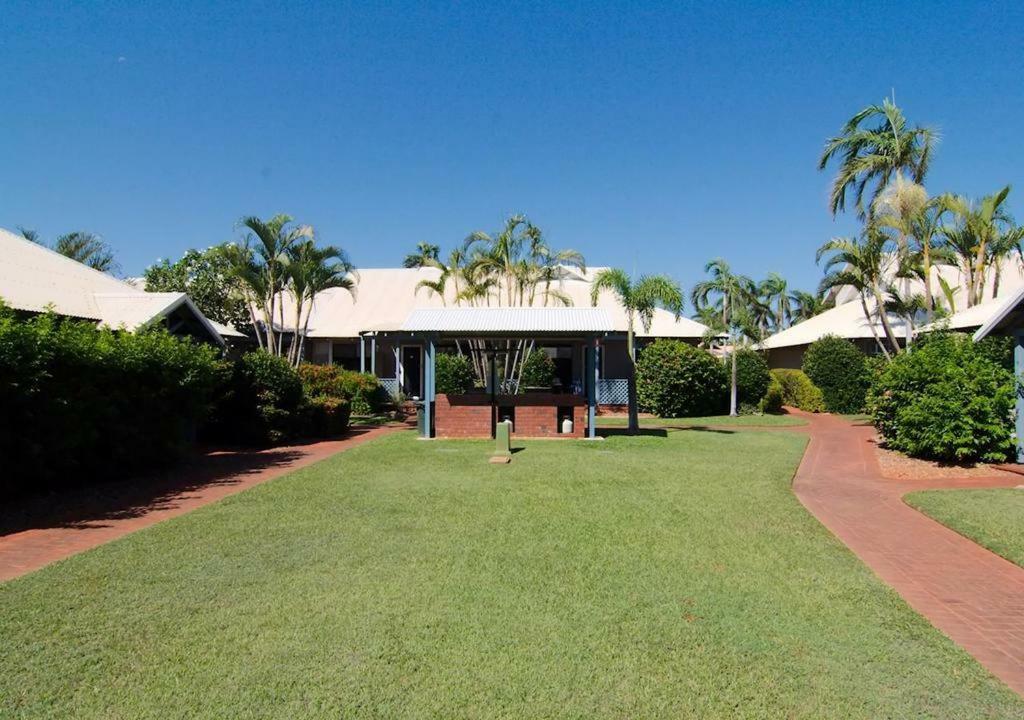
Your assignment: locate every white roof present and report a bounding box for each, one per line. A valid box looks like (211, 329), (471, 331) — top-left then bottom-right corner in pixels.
(916, 295), (1008, 334)
(278, 267), (708, 339)
(974, 285), (1024, 341)
(401, 307), (613, 334)
(760, 295), (909, 349)
(0, 227), (224, 344)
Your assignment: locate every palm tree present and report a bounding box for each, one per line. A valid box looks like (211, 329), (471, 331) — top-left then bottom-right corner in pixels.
(758, 272), (791, 329)
(19, 227), (119, 273)
(403, 242), (440, 268)
(234, 214), (312, 354)
(691, 260), (756, 416)
(590, 269), (684, 434)
(817, 230), (900, 358)
(819, 97), (937, 218)
(287, 240), (356, 365)
(788, 290), (831, 322)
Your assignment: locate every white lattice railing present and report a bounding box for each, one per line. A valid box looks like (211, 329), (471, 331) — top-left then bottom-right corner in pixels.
(379, 377), (401, 400)
(597, 378), (629, 405)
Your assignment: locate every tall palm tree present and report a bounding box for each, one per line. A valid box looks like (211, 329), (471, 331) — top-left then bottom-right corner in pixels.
(691, 259), (756, 416)
(758, 272), (791, 329)
(20, 227), (119, 273)
(287, 240), (356, 365)
(819, 97), (937, 218)
(817, 230), (900, 358)
(590, 269), (684, 434)
(234, 214), (312, 354)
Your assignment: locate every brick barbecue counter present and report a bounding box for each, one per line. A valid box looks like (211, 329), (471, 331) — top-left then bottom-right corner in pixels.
(434, 392), (587, 438)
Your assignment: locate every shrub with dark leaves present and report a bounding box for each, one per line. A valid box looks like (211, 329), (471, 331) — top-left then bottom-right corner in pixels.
(802, 335), (869, 413)
(636, 339), (727, 417)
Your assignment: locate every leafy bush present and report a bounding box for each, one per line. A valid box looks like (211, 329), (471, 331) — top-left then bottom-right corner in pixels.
(296, 364), (384, 415)
(733, 348), (771, 408)
(868, 332), (1014, 463)
(636, 339), (727, 417)
(759, 376), (785, 413)
(771, 369), (825, 412)
(802, 336), (869, 413)
(520, 349), (556, 389)
(435, 353), (475, 395)
(0, 307), (221, 498)
(304, 395), (352, 437)
(207, 351), (305, 445)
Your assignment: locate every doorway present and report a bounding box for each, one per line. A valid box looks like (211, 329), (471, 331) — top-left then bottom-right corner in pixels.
(401, 345), (423, 398)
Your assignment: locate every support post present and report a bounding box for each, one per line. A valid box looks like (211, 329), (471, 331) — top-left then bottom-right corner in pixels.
(424, 338), (436, 439)
(370, 335), (377, 376)
(394, 344), (401, 389)
(327, 340), (334, 366)
(586, 339), (597, 439)
(359, 336), (366, 373)
(1016, 331), (1024, 463)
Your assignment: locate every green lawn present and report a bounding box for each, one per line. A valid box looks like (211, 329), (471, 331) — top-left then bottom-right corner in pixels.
(907, 488), (1024, 569)
(1, 430), (1020, 719)
(596, 414), (807, 427)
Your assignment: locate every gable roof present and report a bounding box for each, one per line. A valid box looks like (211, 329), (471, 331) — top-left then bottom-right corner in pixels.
(278, 267), (709, 339)
(760, 296), (909, 350)
(973, 284), (1024, 340)
(0, 227), (224, 344)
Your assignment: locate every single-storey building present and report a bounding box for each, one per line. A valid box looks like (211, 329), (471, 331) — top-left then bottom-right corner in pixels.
(280, 266), (710, 406)
(0, 227), (233, 346)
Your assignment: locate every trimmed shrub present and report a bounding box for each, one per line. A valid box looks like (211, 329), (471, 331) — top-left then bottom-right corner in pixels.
(636, 339), (728, 417)
(802, 335), (869, 413)
(771, 369), (825, 412)
(520, 349), (556, 389)
(207, 351), (305, 445)
(759, 376), (785, 414)
(435, 353), (475, 395)
(732, 348), (771, 408)
(868, 332), (1014, 463)
(304, 395), (352, 437)
(0, 307), (221, 498)
(296, 364), (384, 415)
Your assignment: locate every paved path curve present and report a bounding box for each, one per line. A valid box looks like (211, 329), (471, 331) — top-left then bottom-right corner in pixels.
(0, 424), (406, 583)
(790, 410), (1024, 695)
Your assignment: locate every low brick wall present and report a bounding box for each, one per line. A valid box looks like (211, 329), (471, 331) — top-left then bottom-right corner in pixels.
(435, 393), (587, 439)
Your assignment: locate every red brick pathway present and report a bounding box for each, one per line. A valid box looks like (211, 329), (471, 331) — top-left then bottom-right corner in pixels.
(0, 425), (406, 583)
(791, 410), (1024, 695)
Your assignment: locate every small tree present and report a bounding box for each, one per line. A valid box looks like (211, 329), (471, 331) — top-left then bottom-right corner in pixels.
(636, 340), (728, 417)
(591, 269), (684, 434)
(802, 335), (869, 413)
(144, 247), (253, 334)
(435, 353), (475, 395)
(520, 350), (556, 389)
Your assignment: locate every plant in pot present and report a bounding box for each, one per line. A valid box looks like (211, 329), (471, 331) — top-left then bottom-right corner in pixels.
(520, 350), (556, 393)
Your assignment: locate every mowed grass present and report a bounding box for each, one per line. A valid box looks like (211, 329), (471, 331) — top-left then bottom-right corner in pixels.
(2, 430), (1021, 719)
(596, 414), (806, 427)
(907, 488), (1024, 569)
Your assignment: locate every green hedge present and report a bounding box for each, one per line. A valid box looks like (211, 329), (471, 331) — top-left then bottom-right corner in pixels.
(636, 339), (727, 417)
(435, 353), (475, 395)
(206, 352), (306, 445)
(520, 349), (556, 389)
(802, 336), (869, 413)
(759, 376), (785, 413)
(733, 348), (772, 410)
(868, 333), (1014, 463)
(0, 307), (221, 498)
(771, 369), (825, 413)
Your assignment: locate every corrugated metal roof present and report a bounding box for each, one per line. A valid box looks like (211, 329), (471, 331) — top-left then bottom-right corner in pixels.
(401, 307), (614, 333)
(760, 296), (909, 349)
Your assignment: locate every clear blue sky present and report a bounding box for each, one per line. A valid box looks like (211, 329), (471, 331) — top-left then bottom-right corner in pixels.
(3, 1), (1022, 297)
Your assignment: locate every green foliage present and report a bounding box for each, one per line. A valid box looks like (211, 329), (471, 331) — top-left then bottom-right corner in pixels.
(636, 339), (727, 417)
(0, 305), (221, 497)
(304, 395), (352, 437)
(435, 353), (475, 395)
(802, 335), (869, 413)
(733, 348), (771, 408)
(759, 376), (785, 414)
(144, 247), (252, 334)
(207, 351), (305, 445)
(868, 333), (1014, 463)
(771, 369), (825, 413)
(520, 350), (556, 389)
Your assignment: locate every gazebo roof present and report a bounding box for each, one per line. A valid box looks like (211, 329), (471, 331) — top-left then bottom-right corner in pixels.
(400, 307), (613, 335)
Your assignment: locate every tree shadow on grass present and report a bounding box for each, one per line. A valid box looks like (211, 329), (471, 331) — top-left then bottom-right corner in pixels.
(597, 427), (739, 438)
(0, 429), (383, 537)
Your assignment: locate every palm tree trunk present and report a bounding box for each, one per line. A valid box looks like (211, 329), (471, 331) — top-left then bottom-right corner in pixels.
(923, 244), (934, 322)
(861, 293), (891, 360)
(871, 281), (901, 355)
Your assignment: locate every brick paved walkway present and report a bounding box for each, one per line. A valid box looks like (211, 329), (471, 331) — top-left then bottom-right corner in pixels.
(0, 425), (406, 583)
(791, 411), (1024, 695)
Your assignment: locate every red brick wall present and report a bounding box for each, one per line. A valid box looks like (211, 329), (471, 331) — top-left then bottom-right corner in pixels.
(435, 393), (587, 439)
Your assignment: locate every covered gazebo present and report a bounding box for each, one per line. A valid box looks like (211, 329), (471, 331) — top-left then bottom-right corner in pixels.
(375, 307), (613, 439)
